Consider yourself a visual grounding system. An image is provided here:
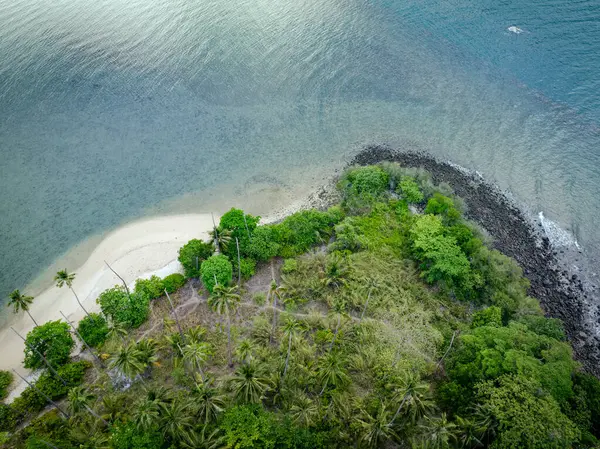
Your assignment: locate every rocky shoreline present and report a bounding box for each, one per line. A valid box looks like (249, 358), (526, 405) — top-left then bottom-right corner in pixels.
(350, 145), (600, 377)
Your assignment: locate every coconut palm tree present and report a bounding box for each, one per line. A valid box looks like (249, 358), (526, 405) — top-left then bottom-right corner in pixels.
(282, 317), (303, 378)
(7, 289), (38, 326)
(159, 398), (195, 444)
(133, 397), (160, 432)
(289, 393), (319, 427)
(67, 386), (109, 426)
(209, 227), (232, 254)
(388, 373), (434, 426)
(208, 284), (240, 367)
(191, 379), (227, 425)
(229, 362), (270, 404)
(182, 342), (212, 381)
(455, 415), (485, 449)
(318, 352), (350, 395)
(135, 338), (160, 375)
(357, 402), (399, 449)
(54, 269), (91, 319)
(415, 413), (458, 449)
(106, 320), (128, 345)
(109, 343), (145, 382)
(321, 252), (351, 289)
(235, 339), (256, 365)
(328, 298), (347, 352)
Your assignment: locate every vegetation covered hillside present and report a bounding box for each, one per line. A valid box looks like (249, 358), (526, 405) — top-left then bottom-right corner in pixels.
(2, 163), (600, 449)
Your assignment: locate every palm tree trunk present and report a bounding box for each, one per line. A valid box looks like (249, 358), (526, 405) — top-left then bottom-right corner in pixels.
(270, 262), (277, 344)
(283, 332), (292, 378)
(25, 309), (39, 327)
(104, 261), (131, 296)
(12, 369), (69, 419)
(235, 237), (241, 289)
(227, 311), (233, 368)
(243, 215), (251, 239)
(165, 289), (186, 345)
(70, 287), (92, 319)
(360, 287), (373, 322)
(85, 404), (110, 427)
(389, 394), (409, 426)
(436, 330), (458, 370)
(319, 380), (328, 396)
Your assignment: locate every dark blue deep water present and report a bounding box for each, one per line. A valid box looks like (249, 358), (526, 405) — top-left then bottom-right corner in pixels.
(1, 0), (600, 299)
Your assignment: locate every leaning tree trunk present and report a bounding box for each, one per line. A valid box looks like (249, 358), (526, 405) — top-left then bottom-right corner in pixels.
(329, 315), (341, 352)
(235, 237), (241, 289)
(389, 393), (409, 425)
(227, 311), (233, 368)
(360, 286), (373, 322)
(25, 309), (39, 327)
(11, 327), (67, 386)
(165, 289), (186, 345)
(12, 369), (69, 418)
(104, 261), (131, 296)
(70, 287), (92, 319)
(85, 403), (110, 427)
(60, 311), (104, 369)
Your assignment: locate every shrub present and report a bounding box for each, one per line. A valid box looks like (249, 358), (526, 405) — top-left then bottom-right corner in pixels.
(201, 255), (233, 292)
(134, 275), (164, 299)
(253, 293), (266, 306)
(24, 321), (74, 369)
(219, 208), (261, 260)
(281, 259), (298, 274)
(0, 371), (13, 401)
(276, 208), (343, 257)
(472, 306), (502, 328)
(97, 287), (150, 328)
(77, 313), (109, 347)
(518, 315), (565, 341)
(409, 214), (471, 290)
(342, 166), (389, 197)
(220, 405), (277, 449)
(22, 410), (72, 449)
(397, 177), (424, 203)
(247, 226), (280, 261)
(178, 239), (214, 278)
(239, 258), (256, 280)
(163, 273), (186, 293)
(110, 422), (163, 449)
(424, 193), (461, 223)
(0, 404), (15, 432)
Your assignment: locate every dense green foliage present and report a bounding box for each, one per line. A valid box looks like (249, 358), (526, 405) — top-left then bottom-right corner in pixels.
(23, 321), (74, 369)
(135, 275), (165, 300)
(201, 255), (233, 293)
(4, 163), (600, 449)
(97, 286), (150, 328)
(178, 239), (214, 278)
(0, 371), (13, 401)
(163, 273), (186, 293)
(77, 313), (109, 347)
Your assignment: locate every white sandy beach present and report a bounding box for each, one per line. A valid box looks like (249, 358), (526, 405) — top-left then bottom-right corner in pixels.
(0, 213), (217, 396)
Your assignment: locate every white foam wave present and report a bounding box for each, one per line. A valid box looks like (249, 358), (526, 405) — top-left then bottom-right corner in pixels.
(538, 212), (580, 249)
(508, 26), (524, 34)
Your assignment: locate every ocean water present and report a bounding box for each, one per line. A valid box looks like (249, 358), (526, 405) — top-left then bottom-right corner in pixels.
(1, 0), (600, 301)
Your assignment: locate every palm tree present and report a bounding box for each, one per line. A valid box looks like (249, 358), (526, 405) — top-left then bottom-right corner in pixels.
(360, 279), (378, 322)
(67, 386), (109, 426)
(54, 269), (91, 319)
(229, 362), (270, 404)
(209, 227), (232, 254)
(328, 298), (347, 351)
(318, 352), (350, 395)
(182, 342), (212, 381)
(100, 394), (127, 423)
(389, 373), (434, 426)
(133, 397), (160, 431)
(289, 393), (319, 427)
(185, 325), (207, 344)
(282, 317), (303, 378)
(455, 415), (485, 449)
(109, 343), (145, 382)
(321, 253), (351, 289)
(235, 339), (256, 364)
(7, 289), (38, 326)
(415, 413), (458, 449)
(208, 284), (240, 367)
(159, 398), (195, 443)
(106, 320), (128, 345)
(191, 379), (227, 425)
(357, 402), (399, 448)
(135, 338), (160, 375)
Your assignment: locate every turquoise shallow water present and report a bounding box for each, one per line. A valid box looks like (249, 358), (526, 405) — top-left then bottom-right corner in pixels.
(1, 0), (600, 300)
